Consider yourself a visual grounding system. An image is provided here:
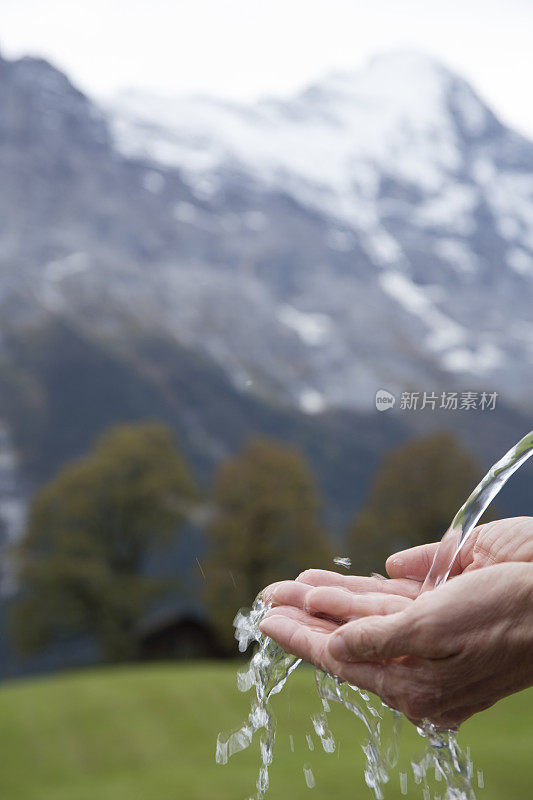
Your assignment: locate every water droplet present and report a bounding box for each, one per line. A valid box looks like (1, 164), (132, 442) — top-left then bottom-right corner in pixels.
(306, 733), (315, 751)
(312, 713), (335, 753)
(237, 667), (253, 692)
(333, 556), (351, 569)
(303, 763), (315, 788)
(400, 772), (408, 795)
(215, 734), (229, 765)
(477, 770), (484, 788)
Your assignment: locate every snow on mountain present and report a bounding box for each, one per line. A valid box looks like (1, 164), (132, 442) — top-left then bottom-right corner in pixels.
(104, 51), (533, 409)
(109, 50), (532, 255)
(1, 48), (532, 416)
(107, 50), (533, 290)
(111, 52), (489, 209)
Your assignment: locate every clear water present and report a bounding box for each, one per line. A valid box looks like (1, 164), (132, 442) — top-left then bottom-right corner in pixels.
(422, 430), (533, 591)
(333, 556), (352, 570)
(217, 430), (533, 798)
(215, 596), (301, 797)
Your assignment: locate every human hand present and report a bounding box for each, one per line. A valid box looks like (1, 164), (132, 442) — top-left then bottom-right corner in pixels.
(386, 516), (533, 582)
(260, 562), (533, 727)
(261, 516), (533, 614)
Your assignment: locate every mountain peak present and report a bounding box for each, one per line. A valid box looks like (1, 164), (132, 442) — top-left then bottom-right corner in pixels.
(364, 49), (451, 74)
(323, 50), (450, 88)
(108, 46), (514, 211)
(0, 52), (110, 151)
(300, 49), (496, 141)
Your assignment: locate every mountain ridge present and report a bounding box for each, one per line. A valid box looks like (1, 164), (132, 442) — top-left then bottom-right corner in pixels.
(0, 48), (532, 528)
(106, 50), (533, 411)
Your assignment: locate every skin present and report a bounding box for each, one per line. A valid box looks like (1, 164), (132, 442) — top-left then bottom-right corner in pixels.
(259, 517), (533, 728)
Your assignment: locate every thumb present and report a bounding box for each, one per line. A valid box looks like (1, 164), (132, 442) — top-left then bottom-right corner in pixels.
(327, 609), (419, 662)
(386, 542), (439, 580)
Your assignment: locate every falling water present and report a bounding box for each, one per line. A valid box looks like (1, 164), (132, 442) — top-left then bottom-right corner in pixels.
(217, 430), (533, 799)
(422, 430), (533, 591)
(215, 595), (301, 798)
(408, 429), (533, 798)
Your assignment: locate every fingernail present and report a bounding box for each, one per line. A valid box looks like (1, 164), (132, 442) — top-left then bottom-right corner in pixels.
(386, 556), (403, 575)
(328, 633), (351, 662)
(262, 582), (280, 603)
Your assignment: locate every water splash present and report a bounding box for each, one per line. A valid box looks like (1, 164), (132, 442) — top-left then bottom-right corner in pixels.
(314, 670), (402, 799)
(216, 595), (301, 798)
(218, 595), (401, 799)
(333, 556), (352, 570)
(303, 763), (316, 788)
(218, 430), (533, 799)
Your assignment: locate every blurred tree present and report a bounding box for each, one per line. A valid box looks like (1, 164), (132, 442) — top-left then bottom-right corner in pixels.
(348, 431), (486, 576)
(11, 422), (198, 662)
(205, 437), (331, 651)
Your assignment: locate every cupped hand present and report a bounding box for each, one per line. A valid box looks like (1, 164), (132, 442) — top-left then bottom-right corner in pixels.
(260, 562), (533, 727)
(386, 516), (533, 582)
(261, 516), (533, 618)
(259, 517), (533, 726)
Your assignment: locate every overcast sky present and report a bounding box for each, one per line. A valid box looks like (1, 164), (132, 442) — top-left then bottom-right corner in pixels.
(2, 0), (533, 136)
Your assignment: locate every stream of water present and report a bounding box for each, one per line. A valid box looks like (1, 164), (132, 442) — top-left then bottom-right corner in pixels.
(216, 430), (533, 799)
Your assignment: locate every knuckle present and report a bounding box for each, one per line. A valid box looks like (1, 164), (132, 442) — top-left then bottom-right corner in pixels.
(353, 623), (380, 659)
(408, 612), (441, 657)
(303, 586), (323, 612)
(317, 640), (332, 673)
(308, 585), (351, 612)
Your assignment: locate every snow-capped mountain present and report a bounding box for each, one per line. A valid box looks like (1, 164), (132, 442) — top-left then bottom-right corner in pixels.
(3, 47), (533, 675)
(112, 51), (507, 226)
(106, 51), (533, 410)
(1, 48), (533, 416)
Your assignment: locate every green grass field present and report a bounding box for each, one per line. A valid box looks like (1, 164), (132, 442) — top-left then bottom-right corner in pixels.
(0, 661), (530, 799)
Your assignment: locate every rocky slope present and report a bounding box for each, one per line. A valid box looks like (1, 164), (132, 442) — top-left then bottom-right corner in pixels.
(0, 47), (532, 539)
(108, 51), (533, 411)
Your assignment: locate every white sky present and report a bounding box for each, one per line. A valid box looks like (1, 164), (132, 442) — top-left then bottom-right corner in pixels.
(2, 0), (533, 137)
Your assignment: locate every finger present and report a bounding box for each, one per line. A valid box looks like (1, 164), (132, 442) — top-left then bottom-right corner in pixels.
(268, 582), (411, 619)
(386, 541), (466, 583)
(386, 543), (440, 580)
(304, 586), (412, 621)
(327, 609), (429, 662)
(297, 569), (421, 599)
(462, 517), (533, 569)
(259, 612), (333, 668)
(259, 611), (395, 698)
(262, 605), (339, 633)
(268, 580), (313, 609)
(262, 581), (282, 603)
(385, 519), (525, 581)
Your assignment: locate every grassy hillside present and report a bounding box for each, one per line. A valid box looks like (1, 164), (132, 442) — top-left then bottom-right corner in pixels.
(0, 662), (530, 799)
